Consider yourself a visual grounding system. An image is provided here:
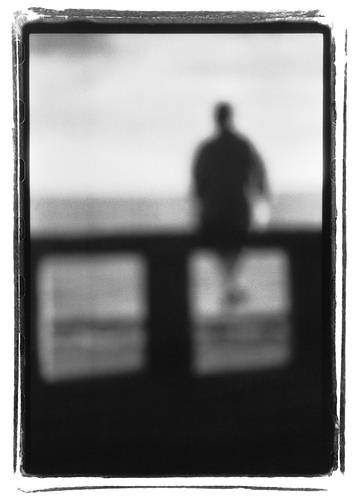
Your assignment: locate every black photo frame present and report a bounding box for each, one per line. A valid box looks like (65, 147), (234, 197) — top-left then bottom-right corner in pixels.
(14, 10), (339, 481)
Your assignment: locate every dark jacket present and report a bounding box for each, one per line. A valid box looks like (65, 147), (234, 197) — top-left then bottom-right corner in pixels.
(193, 130), (267, 234)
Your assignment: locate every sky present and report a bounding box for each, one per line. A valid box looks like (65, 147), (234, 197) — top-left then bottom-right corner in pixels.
(30, 33), (323, 198)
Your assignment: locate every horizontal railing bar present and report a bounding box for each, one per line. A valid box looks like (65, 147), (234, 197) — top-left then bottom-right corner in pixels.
(31, 229), (322, 255)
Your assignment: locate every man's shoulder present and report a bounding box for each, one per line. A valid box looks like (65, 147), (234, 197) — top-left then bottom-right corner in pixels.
(230, 131), (251, 146)
(199, 135), (217, 149)
(195, 136), (217, 158)
(196, 131), (252, 155)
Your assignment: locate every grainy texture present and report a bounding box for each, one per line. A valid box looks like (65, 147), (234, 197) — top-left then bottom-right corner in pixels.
(12, 8), (340, 484)
(23, 9), (324, 24)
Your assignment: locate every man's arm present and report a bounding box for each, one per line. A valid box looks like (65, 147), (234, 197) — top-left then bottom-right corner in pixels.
(248, 142), (270, 198)
(192, 146), (207, 201)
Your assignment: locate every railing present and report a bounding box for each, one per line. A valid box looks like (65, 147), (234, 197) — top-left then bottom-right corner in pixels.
(29, 229), (323, 383)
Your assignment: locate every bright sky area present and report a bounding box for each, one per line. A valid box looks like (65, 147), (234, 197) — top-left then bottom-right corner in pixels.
(30, 33), (323, 198)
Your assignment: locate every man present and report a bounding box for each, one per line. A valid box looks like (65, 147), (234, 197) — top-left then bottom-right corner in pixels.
(193, 103), (269, 304)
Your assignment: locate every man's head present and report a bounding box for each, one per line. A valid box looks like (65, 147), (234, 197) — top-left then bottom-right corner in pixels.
(214, 102), (233, 131)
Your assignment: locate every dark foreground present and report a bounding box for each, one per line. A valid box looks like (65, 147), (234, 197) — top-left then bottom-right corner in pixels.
(25, 358), (331, 476)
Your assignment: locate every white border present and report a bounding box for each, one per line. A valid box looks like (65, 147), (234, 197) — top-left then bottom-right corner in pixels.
(1, 1), (353, 498)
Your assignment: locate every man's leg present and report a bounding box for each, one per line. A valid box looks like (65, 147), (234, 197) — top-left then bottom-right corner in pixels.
(220, 250), (238, 301)
(220, 249), (246, 306)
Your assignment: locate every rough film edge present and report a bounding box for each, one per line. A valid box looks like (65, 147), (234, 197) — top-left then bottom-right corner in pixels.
(14, 8), (328, 25)
(12, 6), (338, 488)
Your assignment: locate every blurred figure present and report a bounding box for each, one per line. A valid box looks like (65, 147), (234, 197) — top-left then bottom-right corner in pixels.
(193, 103), (269, 306)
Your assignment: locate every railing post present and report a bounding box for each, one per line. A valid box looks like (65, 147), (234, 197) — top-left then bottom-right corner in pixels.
(146, 252), (191, 377)
(288, 236), (322, 371)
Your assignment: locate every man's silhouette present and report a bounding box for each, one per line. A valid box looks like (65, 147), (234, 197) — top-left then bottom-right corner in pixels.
(193, 103), (269, 304)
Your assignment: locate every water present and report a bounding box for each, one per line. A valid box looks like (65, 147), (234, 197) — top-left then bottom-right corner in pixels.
(31, 192), (321, 235)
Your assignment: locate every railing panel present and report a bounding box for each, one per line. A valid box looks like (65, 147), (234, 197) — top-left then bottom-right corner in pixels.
(30, 230), (323, 383)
